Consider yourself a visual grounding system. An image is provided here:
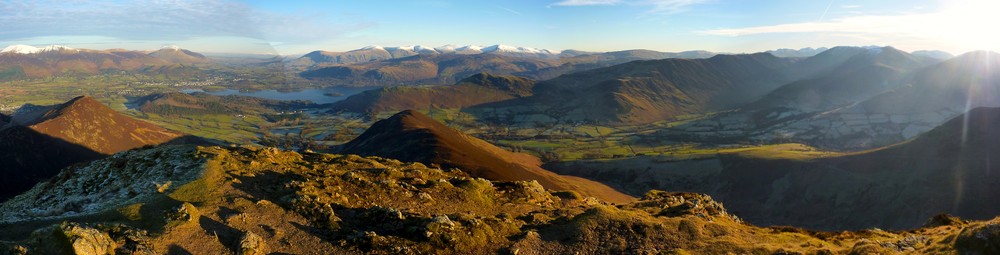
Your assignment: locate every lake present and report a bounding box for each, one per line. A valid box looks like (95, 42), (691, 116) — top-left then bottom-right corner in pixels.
(182, 87), (374, 104)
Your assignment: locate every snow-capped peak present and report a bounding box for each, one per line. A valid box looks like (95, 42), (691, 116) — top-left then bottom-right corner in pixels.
(2, 44), (77, 54)
(434, 44), (461, 53)
(161, 45), (183, 50)
(456, 45), (484, 52)
(341, 44), (561, 56)
(386, 45), (439, 53)
(42, 45), (75, 52)
(1, 45), (39, 54)
(480, 44), (562, 55)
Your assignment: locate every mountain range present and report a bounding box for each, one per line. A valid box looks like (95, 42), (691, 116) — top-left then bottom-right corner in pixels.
(330, 72), (536, 114)
(0, 45), (210, 79)
(295, 44), (715, 66)
(297, 49), (718, 86)
(321, 45), (999, 152)
(661, 48), (995, 150)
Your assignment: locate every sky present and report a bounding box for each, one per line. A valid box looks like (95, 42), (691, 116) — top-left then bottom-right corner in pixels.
(0, 0), (996, 56)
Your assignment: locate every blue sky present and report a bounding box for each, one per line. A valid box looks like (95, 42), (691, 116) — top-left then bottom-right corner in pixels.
(0, 0), (994, 55)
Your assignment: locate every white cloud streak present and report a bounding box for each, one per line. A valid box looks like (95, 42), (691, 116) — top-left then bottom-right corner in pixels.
(0, 0), (372, 43)
(699, 0), (1000, 52)
(551, 0), (709, 14)
(551, 0), (622, 6)
(699, 13), (951, 37)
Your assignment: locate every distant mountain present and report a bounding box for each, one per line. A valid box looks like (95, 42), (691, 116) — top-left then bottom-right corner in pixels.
(147, 46), (210, 64)
(766, 47), (829, 58)
(297, 44), (566, 66)
(331, 73), (536, 114)
(748, 51), (1000, 148)
(296, 45), (717, 86)
(0, 96), (192, 200)
(300, 53), (560, 86)
(475, 53), (799, 124)
(659, 46), (946, 149)
(339, 110), (634, 203)
(0, 45), (212, 79)
(298, 46), (395, 65)
(859, 51), (1000, 114)
(751, 46), (932, 110)
(912, 50), (955, 60)
(0, 44), (77, 54)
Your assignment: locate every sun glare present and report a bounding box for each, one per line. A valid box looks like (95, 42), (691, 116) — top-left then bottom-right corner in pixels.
(938, 0), (1000, 52)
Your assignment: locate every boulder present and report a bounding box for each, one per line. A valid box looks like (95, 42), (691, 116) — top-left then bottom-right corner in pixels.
(67, 223), (116, 255)
(237, 231), (268, 255)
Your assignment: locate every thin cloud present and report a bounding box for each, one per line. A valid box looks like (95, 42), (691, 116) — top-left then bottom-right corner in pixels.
(643, 0), (711, 14)
(550, 0), (709, 14)
(551, 0), (622, 6)
(698, 2), (1000, 52)
(700, 12), (949, 37)
(495, 5), (524, 15)
(0, 0), (371, 43)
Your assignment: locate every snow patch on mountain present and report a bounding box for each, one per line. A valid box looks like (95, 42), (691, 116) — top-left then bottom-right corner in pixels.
(1, 44), (77, 54)
(481, 44), (562, 55)
(361, 45), (386, 51)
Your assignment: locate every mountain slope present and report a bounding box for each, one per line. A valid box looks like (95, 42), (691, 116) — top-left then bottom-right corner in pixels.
(748, 106), (1000, 229)
(554, 107), (1000, 230)
(17, 96), (184, 154)
(0, 96), (190, 200)
(487, 53), (799, 124)
(331, 73), (536, 114)
(859, 51), (1000, 114)
(658, 47), (945, 149)
(749, 46), (930, 110)
(338, 110), (633, 203)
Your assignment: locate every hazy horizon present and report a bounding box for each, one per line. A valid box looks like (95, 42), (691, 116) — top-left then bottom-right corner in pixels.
(1, 0), (996, 55)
